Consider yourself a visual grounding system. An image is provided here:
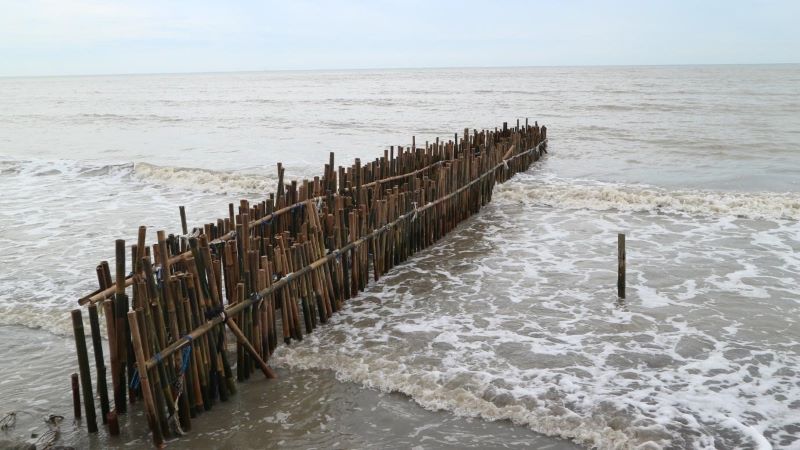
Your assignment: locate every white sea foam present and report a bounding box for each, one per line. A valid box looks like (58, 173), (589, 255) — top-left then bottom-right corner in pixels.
(0, 158), (253, 336)
(496, 174), (800, 221)
(274, 201), (800, 449)
(133, 162), (278, 195)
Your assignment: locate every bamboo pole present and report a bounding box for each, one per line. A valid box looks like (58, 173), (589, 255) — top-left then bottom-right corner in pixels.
(114, 239), (128, 414)
(71, 373), (80, 419)
(87, 304), (110, 424)
(128, 311), (164, 448)
(71, 309), (98, 433)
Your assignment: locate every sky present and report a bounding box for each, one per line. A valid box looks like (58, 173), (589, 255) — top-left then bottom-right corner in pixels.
(0, 0), (798, 77)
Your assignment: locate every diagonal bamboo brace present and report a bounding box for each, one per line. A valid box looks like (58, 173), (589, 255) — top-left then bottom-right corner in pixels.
(225, 315), (278, 379)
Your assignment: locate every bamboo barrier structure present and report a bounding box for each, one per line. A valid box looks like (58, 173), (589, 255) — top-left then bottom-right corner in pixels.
(71, 121), (547, 446)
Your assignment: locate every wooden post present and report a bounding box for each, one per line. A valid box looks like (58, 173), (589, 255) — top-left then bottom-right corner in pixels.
(128, 311), (164, 447)
(71, 373), (81, 419)
(107, 411), (120, 436)
(618, 233), (626, 299)
(179, 206), (188, 235)
(71, 309), (98, 433)
(102, 299), (121, 419)
(88, 304), (110, 424)
(114, 239), (128, 414)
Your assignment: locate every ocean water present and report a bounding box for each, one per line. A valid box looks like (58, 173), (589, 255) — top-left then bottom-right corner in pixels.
(0, 65), (798, 449)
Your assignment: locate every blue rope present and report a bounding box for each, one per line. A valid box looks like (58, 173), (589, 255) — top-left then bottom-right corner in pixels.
(130, 369), (140, 390)
(179, 344), (191, 376)
(130, 336), (192, 392)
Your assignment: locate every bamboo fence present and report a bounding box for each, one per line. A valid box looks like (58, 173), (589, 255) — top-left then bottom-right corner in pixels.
(70, 121), (547, 447)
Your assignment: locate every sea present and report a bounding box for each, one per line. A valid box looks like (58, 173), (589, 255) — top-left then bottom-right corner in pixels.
(0, 65), (798, 449)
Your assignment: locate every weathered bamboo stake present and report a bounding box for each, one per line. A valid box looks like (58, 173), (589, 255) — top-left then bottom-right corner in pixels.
(137, 308), (170, 439)
(165, 279), (192, 431)
(267, 261), (278, 353)
(101, 299), (120, 413)
(173, 280), (196, 419)
(71, 373), (81, 419)
(128, 311), (164, 448)
(127, 257), (138, 406)
(183, 273), (212, 409)
(185, 246), (234, 398)
(179, 206), (188, 235)
(107, 411), (120, 436)
(294, 247), (314, 333)
(618, 233), (626, 299)
(113, 240), (128, 414)
(87, 303), (110, 424)
(137, 258), (173, 434)
(71, 309), (98, 433)
(181, 294), (203, 415)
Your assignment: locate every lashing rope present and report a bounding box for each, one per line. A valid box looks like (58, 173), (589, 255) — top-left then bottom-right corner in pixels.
(167, 338), (192, 436)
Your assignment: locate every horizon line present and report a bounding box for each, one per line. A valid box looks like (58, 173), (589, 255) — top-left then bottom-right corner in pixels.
(2, 62), (798, 79)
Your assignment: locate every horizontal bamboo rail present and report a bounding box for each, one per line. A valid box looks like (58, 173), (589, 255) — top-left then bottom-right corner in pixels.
(71, 120), (547, 446)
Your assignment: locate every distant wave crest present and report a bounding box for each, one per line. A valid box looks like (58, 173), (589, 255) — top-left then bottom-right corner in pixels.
(497, 175), (800, 220)
(132, 162), (277, 194)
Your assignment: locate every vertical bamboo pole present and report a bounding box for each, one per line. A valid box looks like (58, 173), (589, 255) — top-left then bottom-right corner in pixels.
(107, 411), (120, 436)
(88, 304), (110, 424)
(71, 309), (98, 433)
(114, 239), (128, 414)
(128, 311), (164, 447)
(179, 206), (188, 235)
(102, 299), (120, 417)
(71, 373), (80, 419)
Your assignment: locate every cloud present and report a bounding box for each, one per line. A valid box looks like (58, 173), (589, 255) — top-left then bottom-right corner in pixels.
(0, 0), (797, 76)
(0, 0), (242, 46)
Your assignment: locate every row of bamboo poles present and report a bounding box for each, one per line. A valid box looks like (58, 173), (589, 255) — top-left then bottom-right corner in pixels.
(71, 121), (547, 447)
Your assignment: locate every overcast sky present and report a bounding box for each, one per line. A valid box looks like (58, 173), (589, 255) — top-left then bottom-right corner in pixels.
(1, 0), (798, 76)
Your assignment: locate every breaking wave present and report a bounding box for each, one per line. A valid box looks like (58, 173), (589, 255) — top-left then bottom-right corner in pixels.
(497, 174), (800, 221)
(3, 158), (281, 195)
(275, 350), (635, 449)
(132, 162), (278, 194)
